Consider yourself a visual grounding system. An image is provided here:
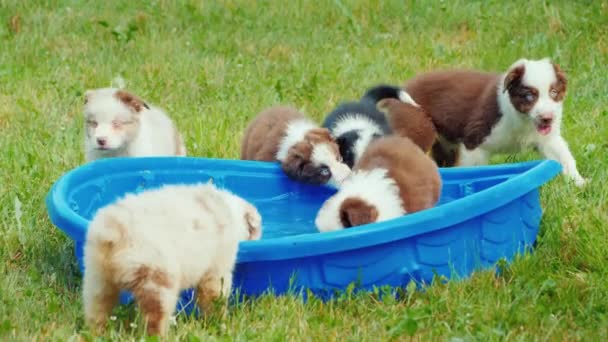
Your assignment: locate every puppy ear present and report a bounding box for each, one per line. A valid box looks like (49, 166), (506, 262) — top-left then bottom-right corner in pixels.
(503, 64), (525, 93)
(115, 90), (150, 113)
(244, 204), (262, 240)
(304, 128), (333, 144)
(376, 98), (392, 115)
(339, 197), (378, 228)
(552, 63), (568, 88)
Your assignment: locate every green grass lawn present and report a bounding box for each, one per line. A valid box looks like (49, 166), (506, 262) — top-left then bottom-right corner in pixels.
(1, 0), (607, 340)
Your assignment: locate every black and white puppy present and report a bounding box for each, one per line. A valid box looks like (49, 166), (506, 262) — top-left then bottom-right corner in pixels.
(322, 85), (418, 167)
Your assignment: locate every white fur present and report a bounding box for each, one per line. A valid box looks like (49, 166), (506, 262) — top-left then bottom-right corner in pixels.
(315, 168), (405, 232)
(398, 90), (420, 107)
(311, 143), (351, 186)
(84, 88), (186, 162)
(331, 115), (385, 165)
(82, 183), (262, 336)
(331, 114), (384, 138)
(275, 119), (317, 161)
(458, 58), (586, 186)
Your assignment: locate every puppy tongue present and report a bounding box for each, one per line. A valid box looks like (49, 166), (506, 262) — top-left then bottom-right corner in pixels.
(536, 123), (552, 135)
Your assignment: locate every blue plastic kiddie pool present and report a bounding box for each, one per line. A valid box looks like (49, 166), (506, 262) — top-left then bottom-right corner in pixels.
(46, 157), (561, 312)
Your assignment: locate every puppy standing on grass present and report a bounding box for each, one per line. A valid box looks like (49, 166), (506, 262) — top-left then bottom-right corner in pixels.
(83, 88), (187, 162)
(82, 183), (262, 337)
(241, 106), (350, 186)
(403, 57), (586, 186)
(315, 136), (441, 232)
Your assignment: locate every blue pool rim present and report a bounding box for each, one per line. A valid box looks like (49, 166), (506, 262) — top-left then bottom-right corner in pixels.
(46, 158), (562, 263)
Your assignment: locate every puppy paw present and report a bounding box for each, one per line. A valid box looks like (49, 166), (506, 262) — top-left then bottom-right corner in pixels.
(574, 177), (588, 188)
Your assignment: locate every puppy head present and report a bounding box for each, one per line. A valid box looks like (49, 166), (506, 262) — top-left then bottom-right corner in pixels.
(315, 169), (405, 232)
(83, 88), (149, 152)
(282, 128), (351, 186)
(502, 58), (567, 136)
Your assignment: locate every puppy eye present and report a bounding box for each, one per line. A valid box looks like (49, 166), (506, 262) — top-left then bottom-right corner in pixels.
(112, 120), (122, 129)
(524, 93), (535, 102)
(86, 120), (97, 128)
(550, 89), (558, 99)
(318, 165), (331, 177)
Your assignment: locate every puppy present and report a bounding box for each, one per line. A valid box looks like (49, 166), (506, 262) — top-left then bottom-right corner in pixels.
(83, 88), (186, 162)
(323, 85), (423, 168)
(369, 85), (437, 153)
(315, 136), (441, 232)
(82, 183), (262, 336)
(241, 106), (350, 186)
(403, 58), (586, 186)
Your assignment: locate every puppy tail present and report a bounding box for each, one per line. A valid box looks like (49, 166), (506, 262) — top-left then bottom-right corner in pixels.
(361, 84), (403, 104)
(339, 197), (379, 228)
(87, 209), (129, 261)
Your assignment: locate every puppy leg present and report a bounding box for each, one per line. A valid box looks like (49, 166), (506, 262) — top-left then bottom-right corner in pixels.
(129, 267), (177, 337)
(82, 268), (120, 333)
(456, 145), (489, 167)
(538, 135), (586, 186)
(196, 269), (233, 319)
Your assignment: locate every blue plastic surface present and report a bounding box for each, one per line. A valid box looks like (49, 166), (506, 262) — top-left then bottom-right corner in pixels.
(46, 157), (561, 312)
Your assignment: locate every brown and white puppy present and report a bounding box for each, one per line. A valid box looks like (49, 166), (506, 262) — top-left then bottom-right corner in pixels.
(83, 88), (186, 162)
(376, 97), (437, 153)
(82, 183), (262, 337)
(241, 106), (350, 186)
(315, 136), (441, 232)
(403, 58), (586, 186)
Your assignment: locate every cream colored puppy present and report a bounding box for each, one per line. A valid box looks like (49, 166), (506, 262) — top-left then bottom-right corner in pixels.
(82, 183), (262, 337)
(83, 88), (187, 161)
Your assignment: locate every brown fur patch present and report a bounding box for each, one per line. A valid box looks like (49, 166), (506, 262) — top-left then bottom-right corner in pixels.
(304, 128), (341, 159)
(355, 136), (441, 213)
(550, 63), (567, 102)
(403, 70), (502, 155)
(240, 106), (305, 161)
(378, 98), (437, 153)
(339, 197), (379, 228)
(244, 208), (261, 240)
(132, 287), (166, 336)
(504, 65), (539, 114)
(115, 90), (150, 113)
(128, 266), (172, 290)
(281, 141), (332, 184)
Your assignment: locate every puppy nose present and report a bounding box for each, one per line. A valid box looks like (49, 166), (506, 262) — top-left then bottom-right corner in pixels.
(96, 137), (107, 146)
(540, 113), (554, 121)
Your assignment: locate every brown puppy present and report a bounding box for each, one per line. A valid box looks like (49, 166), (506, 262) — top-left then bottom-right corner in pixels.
(241, 106), (350, 186)
(403, 58), (585, 186)
(376, 97), (437, 153)
(315, 136), (441, 232)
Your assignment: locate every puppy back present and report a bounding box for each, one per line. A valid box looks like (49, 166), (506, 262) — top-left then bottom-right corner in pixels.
(378, 98), (437, 153)
(355, 136), (441, 213)
(241, 106), (305, 161)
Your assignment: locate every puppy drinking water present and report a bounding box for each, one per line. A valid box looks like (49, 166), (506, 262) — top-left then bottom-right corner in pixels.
(82, 183), (262, 336)
(315, 136), (441, 232)
(241, 106), (350, 186)
(83, 88), (186, 162)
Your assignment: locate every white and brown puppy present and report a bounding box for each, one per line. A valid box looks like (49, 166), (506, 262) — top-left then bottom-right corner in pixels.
(403, 58), (586, 186)
(83, 88), (186, 162)
(82, 183), (262, 337)
(315, 136), (441, 232)
(241, 106), (350, 186)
